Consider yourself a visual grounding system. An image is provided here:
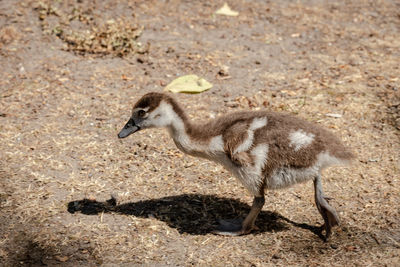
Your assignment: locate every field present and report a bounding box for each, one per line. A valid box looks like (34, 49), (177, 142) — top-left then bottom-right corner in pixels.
(0, 0), (399, 266)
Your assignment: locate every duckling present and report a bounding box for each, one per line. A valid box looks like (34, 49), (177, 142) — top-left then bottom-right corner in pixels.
(118, 92), (354, 239)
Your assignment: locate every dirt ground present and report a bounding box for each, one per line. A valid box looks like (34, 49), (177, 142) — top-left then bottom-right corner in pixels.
(1, 0), (399, 266)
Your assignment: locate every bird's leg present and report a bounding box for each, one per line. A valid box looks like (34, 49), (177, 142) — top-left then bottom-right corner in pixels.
(213, 196), (265, 236)
(314, 174), (340, 241)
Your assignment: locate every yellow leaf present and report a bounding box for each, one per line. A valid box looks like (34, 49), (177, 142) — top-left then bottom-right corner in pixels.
(215, 3), (239, 16)
(164, 75), (212, 94)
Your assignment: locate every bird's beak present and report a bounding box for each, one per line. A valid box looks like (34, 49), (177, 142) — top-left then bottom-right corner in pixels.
(118, 118), (140, 138)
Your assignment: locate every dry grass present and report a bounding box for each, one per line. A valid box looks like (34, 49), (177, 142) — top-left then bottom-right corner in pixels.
(35, 0), (147, 57)
(0, 0), (399, 266)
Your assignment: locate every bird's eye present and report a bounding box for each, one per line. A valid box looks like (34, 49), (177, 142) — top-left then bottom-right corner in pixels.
(138, 110), (146, 117)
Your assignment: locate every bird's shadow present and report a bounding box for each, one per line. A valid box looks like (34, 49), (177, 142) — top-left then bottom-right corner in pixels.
(67, 194), (324, 239)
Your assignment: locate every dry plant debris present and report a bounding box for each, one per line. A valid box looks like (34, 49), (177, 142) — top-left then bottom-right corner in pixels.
(34, 1), (147, 57)
(377, 87), (400, 130)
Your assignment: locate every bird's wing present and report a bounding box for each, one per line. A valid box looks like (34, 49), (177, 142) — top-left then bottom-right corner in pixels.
(222, 121), (254, 167)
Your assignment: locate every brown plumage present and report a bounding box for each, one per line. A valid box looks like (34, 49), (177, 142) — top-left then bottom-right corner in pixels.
(118, 92), (354, 240)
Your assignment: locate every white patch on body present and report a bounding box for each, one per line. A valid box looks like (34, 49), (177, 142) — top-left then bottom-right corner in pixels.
(208, 135), (224, 153)
(266, 151), (345, 189)
(216, 144), (269, 196)
(234, 117), (267, 154)
(267, 166), (319, 189)
(289, 129), (315, 151)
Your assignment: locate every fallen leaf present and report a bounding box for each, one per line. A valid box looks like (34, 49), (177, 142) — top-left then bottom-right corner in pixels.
(215, 3), (239, 16)
(164, 75), (212, 94)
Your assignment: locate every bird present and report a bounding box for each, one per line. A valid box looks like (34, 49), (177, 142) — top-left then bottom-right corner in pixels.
(118, 92), (354, 240)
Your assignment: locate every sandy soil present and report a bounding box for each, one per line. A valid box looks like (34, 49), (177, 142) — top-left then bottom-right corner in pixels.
(1, 0), (399, 266)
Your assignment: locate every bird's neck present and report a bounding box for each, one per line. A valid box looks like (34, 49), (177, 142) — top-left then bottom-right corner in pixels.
(163, 99), (207, 154)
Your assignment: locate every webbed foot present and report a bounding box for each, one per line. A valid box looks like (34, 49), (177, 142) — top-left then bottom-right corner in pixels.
(314, 175), (340, 241)
(212, 218), (256, 236)
(212, 196), (265, 236)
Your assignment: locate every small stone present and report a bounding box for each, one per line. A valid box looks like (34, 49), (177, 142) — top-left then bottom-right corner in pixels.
(225, 101), (239, 108)
(272, 254), (281, 259)
(218, 65), (230, 77)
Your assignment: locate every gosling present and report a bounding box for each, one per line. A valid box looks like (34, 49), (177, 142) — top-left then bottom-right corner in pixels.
(118, 92), (354, 239)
